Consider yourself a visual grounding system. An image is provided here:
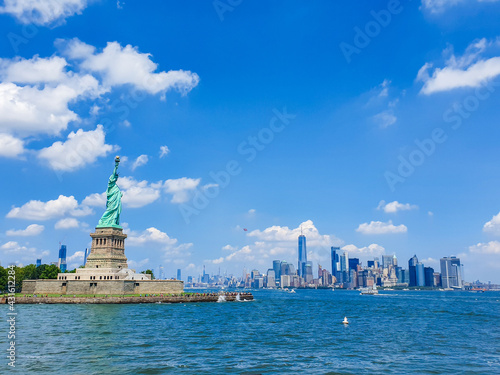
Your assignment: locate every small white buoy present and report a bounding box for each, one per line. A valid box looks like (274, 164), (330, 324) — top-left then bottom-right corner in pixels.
(342, 317), (349, 324)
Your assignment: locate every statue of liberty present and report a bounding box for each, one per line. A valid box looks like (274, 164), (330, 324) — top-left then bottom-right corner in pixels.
(97, 156), (123, 228)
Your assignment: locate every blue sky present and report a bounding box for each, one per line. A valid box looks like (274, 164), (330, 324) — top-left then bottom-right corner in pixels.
(0, 0), (500, 282)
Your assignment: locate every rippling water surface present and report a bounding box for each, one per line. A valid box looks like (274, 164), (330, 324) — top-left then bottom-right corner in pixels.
(3, 290), (500, 374)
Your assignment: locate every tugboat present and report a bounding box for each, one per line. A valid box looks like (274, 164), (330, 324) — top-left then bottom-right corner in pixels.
(359, 286), (378, 295)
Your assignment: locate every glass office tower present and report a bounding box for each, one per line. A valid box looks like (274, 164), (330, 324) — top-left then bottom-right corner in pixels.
(298, 235), (307, 277)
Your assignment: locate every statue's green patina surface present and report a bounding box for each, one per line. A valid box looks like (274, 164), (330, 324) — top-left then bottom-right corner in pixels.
(97, 156), (123, 229)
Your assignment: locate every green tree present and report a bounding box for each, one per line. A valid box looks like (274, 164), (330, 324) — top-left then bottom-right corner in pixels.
(35, 264), (47, 279)
(23, 264), (37, 280)
(39, 265), (60, 279)
(0, 266), (7, 293)
(141, 269), (155, 280)
(14, 266), (25, 292)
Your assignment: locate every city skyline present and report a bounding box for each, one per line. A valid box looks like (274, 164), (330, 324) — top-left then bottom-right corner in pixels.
(10, 218), (492, 284)
(38, 231), (470, 290)
(0, 1), (500, 283)
(182, 232), (482, 290)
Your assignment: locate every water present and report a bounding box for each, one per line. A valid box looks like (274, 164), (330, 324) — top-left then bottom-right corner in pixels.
(2, 290), (500, 374)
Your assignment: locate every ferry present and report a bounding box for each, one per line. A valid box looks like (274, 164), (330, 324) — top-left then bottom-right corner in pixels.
(471, 288), (486, 293)
(359, 286), (378, 295)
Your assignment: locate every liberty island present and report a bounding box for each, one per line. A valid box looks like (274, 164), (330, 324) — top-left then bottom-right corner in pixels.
(18, 157), (253, 302)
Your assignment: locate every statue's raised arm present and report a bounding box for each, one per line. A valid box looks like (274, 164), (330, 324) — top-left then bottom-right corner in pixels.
(97, 156), (123, 229)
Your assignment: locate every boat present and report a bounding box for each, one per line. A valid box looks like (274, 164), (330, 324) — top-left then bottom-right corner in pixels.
(471, 288), (486, 293)
(289, 289), (296, 293)
(359, 286), (378, 295)
(342, 317), (349, 324)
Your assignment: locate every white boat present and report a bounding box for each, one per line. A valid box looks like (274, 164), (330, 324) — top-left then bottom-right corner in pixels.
(289, 289), (296, 293)
(359, 286), (378, 295)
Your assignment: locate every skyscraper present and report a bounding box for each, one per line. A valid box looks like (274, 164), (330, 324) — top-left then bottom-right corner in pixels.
(408, 255), (418, 287)
(348, 258), (360, 271)
(251, 269), (261, 280)
(340, 251), (349, 283)
(331, 246), (340, 280)
(440, 256), (462, 289)
(83, 248), (89, 266)
(273, 260), (281, 284)
(202, 265), (209, 283)
(267, 269), (276, 288)
(298, 234), (307, 277)
(177, 269), (181, 281)
(416, 262), (425, 287)
(382, 255), (393, 269)
(36, 259), (42, 267)
(280, 261), (290, 277)
(424, 267), (435, 287)
(303, 261), (313, 283)
(58, 244), (67, 273)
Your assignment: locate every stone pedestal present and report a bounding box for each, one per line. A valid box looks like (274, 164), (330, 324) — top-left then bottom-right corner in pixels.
(85, 227), (128, 269)
(55, 226), (152, 283)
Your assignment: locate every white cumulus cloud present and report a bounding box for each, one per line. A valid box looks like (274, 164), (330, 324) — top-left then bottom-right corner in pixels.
(131, 154), (148, 171)
(209, 220), (342, 269)
(83, 176), (201, 209)
(118, 177), (162, 208)
(0, 0), (88, 26)
(127, 227), (178, 246)
(483, 212), (500, 235)
(418, 38), (500, 94)
(0, 56), (102, 137)
(6, 195), (92, 220)
(67, 251), (85, 262)
(163, 177), (201, 204)
(248, 219), (340, 247)
(81, 192), (106, 207)
(0, 133), (25, 158)
(0, 41), (199, 172)
(1, 241), (27, 253)
(341, 243), (386, 259)
(55, 218), (80, 229)
(0, 55), (68, 84)
(159, 145), (170, 158)
(6, 224), (44, 236)
(469, 241), (500, 254)
(377, 200), (418, 213)
(0, 241), (49, 261)
(62, 39), (200, 94)
(356, 220), (407, 235)
(126, 227), (193, 262)
(38, 125), (117, 171)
